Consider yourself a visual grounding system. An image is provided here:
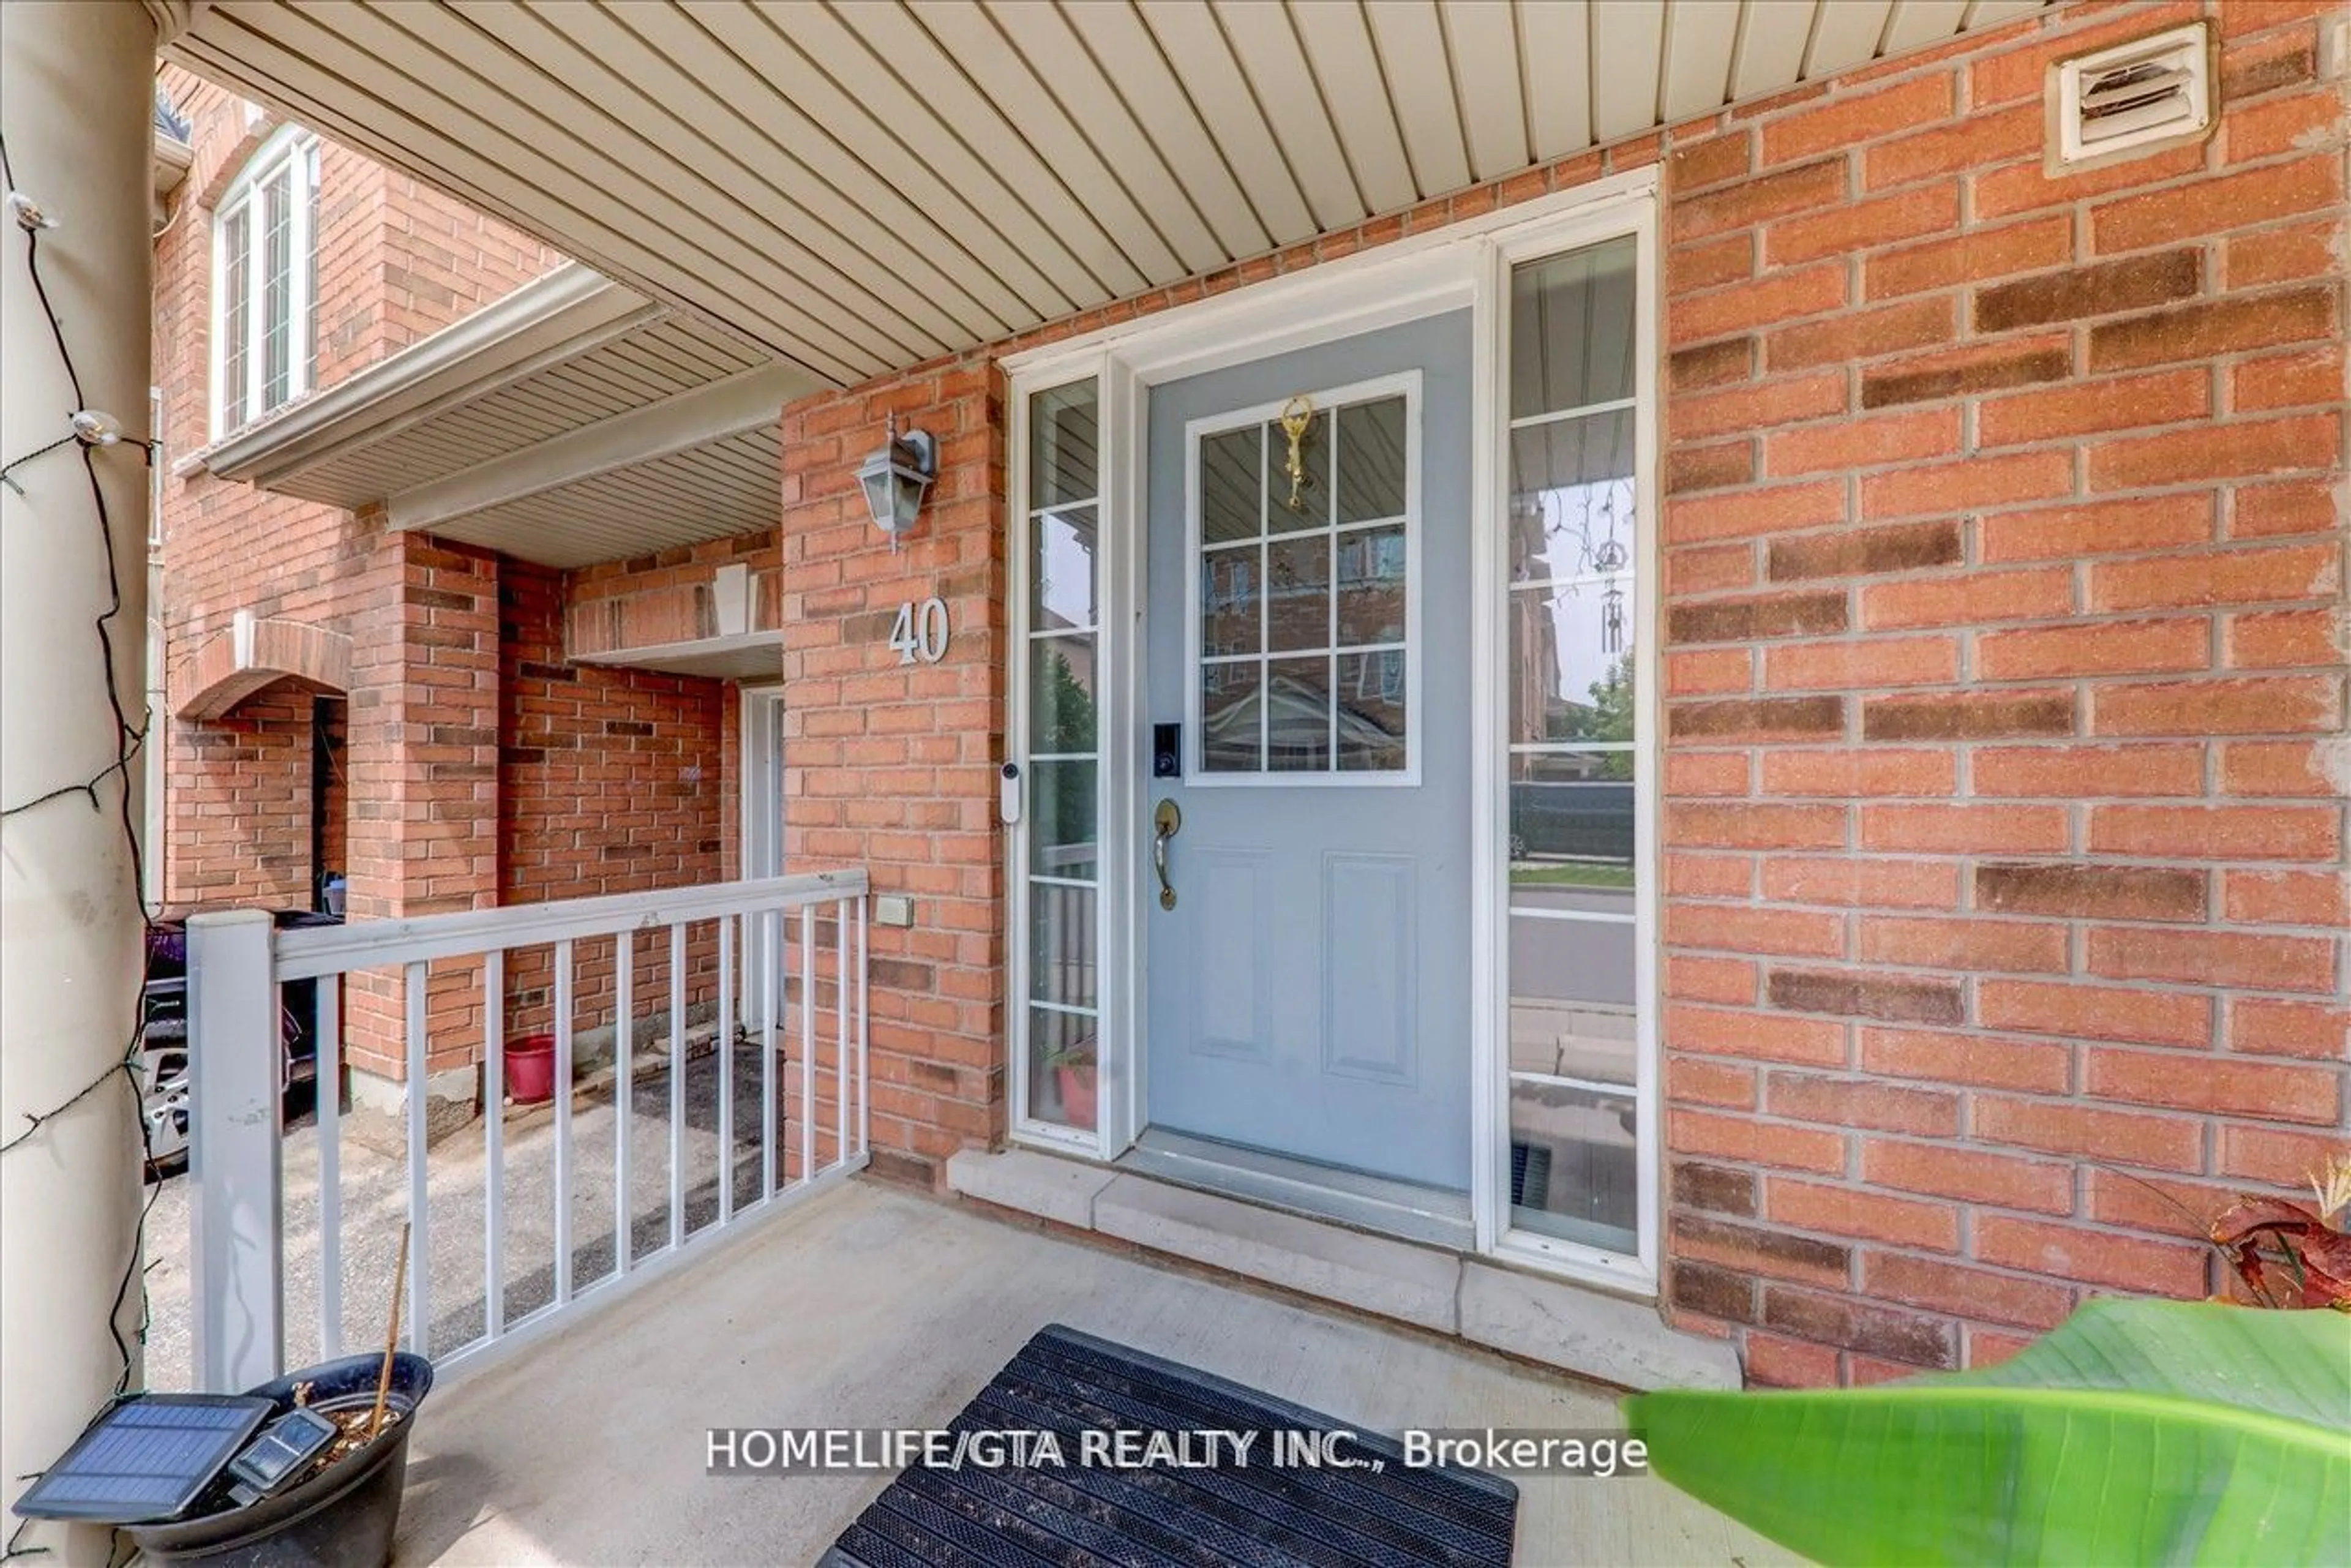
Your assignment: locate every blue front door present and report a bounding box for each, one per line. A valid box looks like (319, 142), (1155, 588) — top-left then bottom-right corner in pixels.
(1143, 311), (1473, 1190)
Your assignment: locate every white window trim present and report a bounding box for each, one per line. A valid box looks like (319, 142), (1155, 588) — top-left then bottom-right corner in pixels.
(739, 683), (786, 1029)
(1180, 372), (1423, 789)
(209, 126), (318, 441)
(1007, 369), (1122, 1157)
(1002, 172), (1662, 1294)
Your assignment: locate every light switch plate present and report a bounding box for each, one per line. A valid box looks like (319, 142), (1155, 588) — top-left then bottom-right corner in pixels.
(874, 895), (914, 928)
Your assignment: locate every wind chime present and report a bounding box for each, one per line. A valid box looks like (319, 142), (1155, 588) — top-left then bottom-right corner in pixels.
(1537, 479), (1630, 657)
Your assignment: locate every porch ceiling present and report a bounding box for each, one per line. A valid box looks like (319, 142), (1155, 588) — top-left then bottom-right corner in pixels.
(169, 0), (2054, 390)
(202, 263), (812, 568)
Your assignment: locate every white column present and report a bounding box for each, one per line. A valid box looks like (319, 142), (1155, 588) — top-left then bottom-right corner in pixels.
(0, 2), (170, 1555)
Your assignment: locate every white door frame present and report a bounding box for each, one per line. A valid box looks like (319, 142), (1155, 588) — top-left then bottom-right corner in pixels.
(739, 683), (786, 1026)
(1003, 170), (1662, 1294)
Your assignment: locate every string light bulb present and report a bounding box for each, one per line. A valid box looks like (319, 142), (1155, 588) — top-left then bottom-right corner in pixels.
(6, 190), (58, 231)
(71, 410), (124, 446)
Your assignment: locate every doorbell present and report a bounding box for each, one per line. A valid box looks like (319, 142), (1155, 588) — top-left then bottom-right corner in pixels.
(1153, 722), (1182, 779)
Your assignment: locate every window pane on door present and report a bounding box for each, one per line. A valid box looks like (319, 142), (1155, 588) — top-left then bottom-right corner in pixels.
(1200, 427), (1261, 544)
(1264, 656), (1332, 772)
(1265, 534), (1330, 652)
(1193, 386), (1414, 779)
(1336, 651), (1408, 773)
(1334, 526), (1407, 647)
(1265, 405), (1329, 531)
(1201, 661), (1263, 772)
(1336, 398), (1408, 523)
(1201, 549), (1261, 658)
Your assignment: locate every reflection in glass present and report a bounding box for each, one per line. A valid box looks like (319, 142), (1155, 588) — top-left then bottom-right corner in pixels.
(1029, 760), (1098, 879)
(1336, 398), (1408, 524)
(1264, 656), (1332, 771)
(1507, 764), (1636, 888)
(1201, 662), (1262, 771)
(1265, 533), (1330, 653)
(1509, 912), (1637, 1031)
(1510, 236), (1637, 419)
(1508, 582), (1634, 749)
(1335, 525), (1407, 646)
(1027, 1005), (1098, 1130)
(1509, 412), (1635, 587)
(1265, 408), (1329, 530)
(1200, 547), (1260, 658)
(1507, 1077), (1637, 1253)
(1030, 883), (1097, 1011)
(1030, 380), (1100, 509)
(1337, 651), (1406, 772)
(1031, 505), (1097, 632)
(1201, 427), (1261, 544)
(1027, 635), (1096, 754)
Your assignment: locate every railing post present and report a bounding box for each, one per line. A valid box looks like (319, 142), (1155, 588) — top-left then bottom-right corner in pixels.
(187, 909), (282, 1391)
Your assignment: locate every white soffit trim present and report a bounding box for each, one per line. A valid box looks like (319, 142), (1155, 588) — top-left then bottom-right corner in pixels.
(201, 262), (658, 488)
(384, 363), (807, 535)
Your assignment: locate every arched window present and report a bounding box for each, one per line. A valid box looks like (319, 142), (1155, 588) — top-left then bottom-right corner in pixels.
(211, 127), (318, 437)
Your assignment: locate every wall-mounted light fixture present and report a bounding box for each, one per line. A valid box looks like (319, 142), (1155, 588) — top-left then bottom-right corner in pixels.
(855, 413), (936, 550)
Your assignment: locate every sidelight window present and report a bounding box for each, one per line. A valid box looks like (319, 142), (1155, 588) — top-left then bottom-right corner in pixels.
(1500, 234), (1648, 1262)
(1018, 380), (1103, 1133)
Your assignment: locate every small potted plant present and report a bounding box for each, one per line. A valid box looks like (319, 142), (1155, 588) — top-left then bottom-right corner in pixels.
(1047, 1036), (1098, 1130)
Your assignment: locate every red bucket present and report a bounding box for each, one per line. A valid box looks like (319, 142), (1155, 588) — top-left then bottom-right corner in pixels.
(504, 1032), (557, 1104)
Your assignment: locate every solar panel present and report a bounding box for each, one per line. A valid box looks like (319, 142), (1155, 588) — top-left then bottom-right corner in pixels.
(12, 1395), (274, 1524)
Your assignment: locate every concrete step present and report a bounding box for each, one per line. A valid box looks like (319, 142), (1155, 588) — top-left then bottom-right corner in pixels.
(944, 1146), (1740, 1390)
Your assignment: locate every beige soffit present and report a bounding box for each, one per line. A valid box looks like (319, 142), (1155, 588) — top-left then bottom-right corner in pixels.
(197, 257), (818, 568)
(169, 0), (2054, 388)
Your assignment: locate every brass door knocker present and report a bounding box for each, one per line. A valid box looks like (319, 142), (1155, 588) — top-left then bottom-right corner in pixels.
(1277, 394), (1315, 513)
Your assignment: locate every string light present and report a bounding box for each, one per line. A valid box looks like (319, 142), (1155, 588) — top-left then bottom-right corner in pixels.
(6, 188), (57, 230)
(71, 410), (125, 446)
(0, 128), (165, 1568)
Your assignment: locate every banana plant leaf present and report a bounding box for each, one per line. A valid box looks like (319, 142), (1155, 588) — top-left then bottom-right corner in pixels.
(1624, 1299), (2351, 1566)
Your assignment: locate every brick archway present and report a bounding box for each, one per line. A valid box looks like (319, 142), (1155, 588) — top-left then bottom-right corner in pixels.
(171, 610), (351, 721)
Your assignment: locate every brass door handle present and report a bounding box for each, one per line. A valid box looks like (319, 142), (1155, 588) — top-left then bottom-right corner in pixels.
(1152, 798), (1182, 910)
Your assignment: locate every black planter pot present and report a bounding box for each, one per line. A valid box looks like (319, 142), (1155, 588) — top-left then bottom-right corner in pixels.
(127, 1354), (433, 1568)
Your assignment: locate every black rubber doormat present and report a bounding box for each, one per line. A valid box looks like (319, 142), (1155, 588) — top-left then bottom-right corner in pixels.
(820, 1323), (1518, 1567)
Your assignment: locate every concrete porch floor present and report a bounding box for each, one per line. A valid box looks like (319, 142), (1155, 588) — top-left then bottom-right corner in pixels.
(391, 1178), (1791, 1566)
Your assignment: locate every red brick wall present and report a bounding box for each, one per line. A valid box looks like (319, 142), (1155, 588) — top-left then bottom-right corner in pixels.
(165, 690), (317, 909)
(1652, 0), (2347, 1384)
(778, 368), (1006, 1185)
(500, 560), (731, 1037)
(773, 0), (2344, 1379)
(153, 67), (562, 914)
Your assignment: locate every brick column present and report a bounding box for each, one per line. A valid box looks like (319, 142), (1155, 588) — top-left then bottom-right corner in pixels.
(343, 528), (500, 1138)
(778, 362), (1007, 1186)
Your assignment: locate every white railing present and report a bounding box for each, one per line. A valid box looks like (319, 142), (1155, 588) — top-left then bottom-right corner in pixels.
(186, 871), (868, 1391)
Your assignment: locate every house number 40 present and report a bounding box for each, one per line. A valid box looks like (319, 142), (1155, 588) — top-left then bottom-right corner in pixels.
(888, 597), (951, 664)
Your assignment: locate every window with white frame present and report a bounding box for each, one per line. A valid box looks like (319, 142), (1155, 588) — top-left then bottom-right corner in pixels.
(212, 128), (319, 438)
(1501, 234), (1648, 1261)
(1191, 387), (1415, 777)
(1019, 379), (1103, 1134)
